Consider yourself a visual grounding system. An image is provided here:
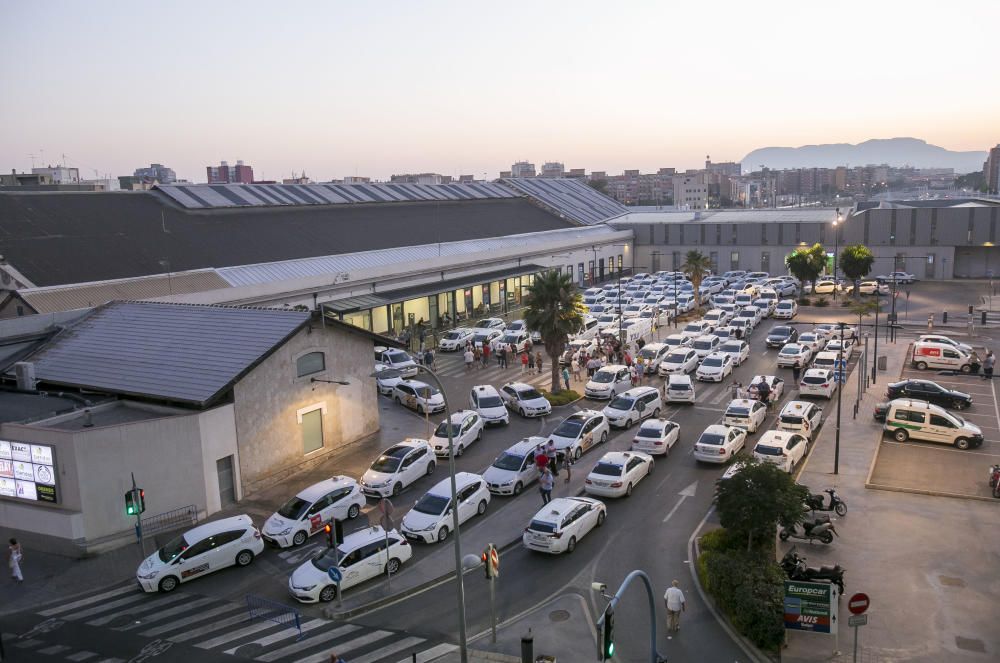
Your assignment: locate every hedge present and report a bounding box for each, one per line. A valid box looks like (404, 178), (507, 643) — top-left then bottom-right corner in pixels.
(541, 389), (581, 406)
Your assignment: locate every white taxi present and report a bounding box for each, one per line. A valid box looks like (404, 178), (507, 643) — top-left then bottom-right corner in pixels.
(631, 418), (680, 455)
(483, 437), (545, 496)
(401, 473), (490, 543)
(470, 384), (509, 426)
(500, 382), (552, 418)
(471, 328), (503, 350)
(438, 328), (474, 352)
(800, 368), (837, 399)
(585, 364), (632, 400)
(659, 348), (699, 376)
(663, 333), (692, 350)
(777, 343), (812, 368)
(778, 401), (823, 440)
(825, 338), (855, 360)
(680, 320), (711, 340)
(392, 380), (446, 415)
(748, 375), (786, 402)
(549, 410), (609, 460)
(602, 386), (662, 428)
(561, 338), (597, 366)
(137, 515), (263, 593)
(664, 374), (696, 403)
(753, 430), (809, 473)
(696, 352), (734, 382)
(722, 399), (768, 433)
(474, 317), (507, 331)
(374, 346), (418, 377)
(693, 424), (747, 464)
(375, 362), (404, 396)
(773, 300), (798, 319)
(522, 497), (607, 554)
(691, 334), (722, 359)
(360, 439), (435, 498)
(584, 451), (654, 498)
(262, 476), (366, 548)
(797, 332), (827, 354)
(429, 410), (484, 457)
(287, 526), (411, 603)
(635, 342), (671, 372)
(719, 339), (750, 366)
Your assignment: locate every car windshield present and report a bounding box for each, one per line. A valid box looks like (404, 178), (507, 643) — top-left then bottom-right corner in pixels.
(803, 375), (828, 385)
(277, 496), (310, 520)
(599, 315), (616, 323)
(592, 462), (622, 477)
(636, 425), (662, 438)
(502, 334), (521, 344)
(478, 396), (503, 408)
(666, 352), (688, 363)
(157, 534), (188, 563)
(694, 340), (714, 350)
(553, 420), (584, 437)
(770, 328), (791, 337)
(780, 346), (800, 355)
(529, 520), (557, 534)
(782, 414), (804, 424)
(755, 444), (783, 456)
(609, 396), (635, 409)
(665, 338), (682, 347)
(434, 422), (462, 437)
(638, 347), (658, 359)
(702, 357), (723, 367)
(473, 333), (492, 344)
(592, 371), (615, 383)
(310, 547), (341, 572)
(493, 452), (526, 471)
(415, 386), (440, 398)
(386, 350), (410, 363)
(508, 322), (524, 330)
(727, 407), (750, 417)
(476, 320), (494, 328)
(721, 343), (742, 352)
(370, 454), (402, 473)
(669, 382), (691, 391)
(517, 387), (543, 400)
(413, 493), (450, 515)
(698, 433), (725, 446)
(684, 324), (702, 333)
(444, 331), (464, 340)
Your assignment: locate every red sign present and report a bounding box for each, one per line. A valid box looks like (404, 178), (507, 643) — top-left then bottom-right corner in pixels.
(848, 592), (870, 615)
(309, 514), (322, 532)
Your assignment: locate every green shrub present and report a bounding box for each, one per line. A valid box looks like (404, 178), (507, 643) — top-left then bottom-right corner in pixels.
(798, 297), (812, 306)
(840, 300), (852, 307)
(701, 546), (785, 652)
(814, 297), (830, 307)
(542, 389), (581, 406)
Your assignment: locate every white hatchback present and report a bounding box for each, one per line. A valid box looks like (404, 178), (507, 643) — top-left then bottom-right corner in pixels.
(719, 339), (750, 366)
(360, 439), (436, 498)
(773, 300), (798, 319)
(693, 424), (747, 464)
(584, 451), (654, 498)
(753, 430), (809, 473)
(800, 369), (837, 398)
(602, 386), (663, 428)
(137, 515), (263, 593)
(631, 418), (680, 455)
(585, 364), (632, 400)
(778, 401), (823, 440)
(500, 382), (553, 418)
(470, 385), (510, 426)
(522, 497), (607, 554)
(483, 437), (545, 496)
(722, 398), (768, 433)
(659, 348), (699, 376)
(696, 352), (734, 382)
(401, 472), (490, 543)
(392, 380), (446, 415)
(691, 334), (722, 359)
(429, 410), (484, 457)
(665, 374), (696, 402)
(262, 476), (367, 548)
(777, 343), (812, 368)
(549, 410), (610, 460)
(438, 328), (474, 351)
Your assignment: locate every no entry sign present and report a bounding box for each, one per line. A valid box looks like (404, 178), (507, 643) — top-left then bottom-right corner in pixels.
(848, 592), (870, 615)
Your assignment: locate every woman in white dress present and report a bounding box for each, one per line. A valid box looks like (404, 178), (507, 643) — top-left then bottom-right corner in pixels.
(8, 537), (23, 583)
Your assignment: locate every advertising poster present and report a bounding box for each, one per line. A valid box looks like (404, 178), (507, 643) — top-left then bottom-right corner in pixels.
(0, 439), (58, 504)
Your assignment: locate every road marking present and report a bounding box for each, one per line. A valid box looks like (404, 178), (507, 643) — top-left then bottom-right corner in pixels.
(38, 585), (137, 616)
(881, 441), (1000, 457)
(260, 628), (391, 662)
(329, 636), (427, 663)
(140, 604), (243, 637)
(222, 618), (329, 653)
(394, 643), (459, 663)
(662, 481), (698, 523)
(990, 378), (1000, 434)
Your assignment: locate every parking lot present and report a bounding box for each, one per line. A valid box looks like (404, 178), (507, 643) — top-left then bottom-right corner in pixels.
(868, 341), (1000, 499)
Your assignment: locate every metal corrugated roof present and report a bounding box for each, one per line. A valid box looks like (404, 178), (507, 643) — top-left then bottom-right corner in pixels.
(19, 271), (232, 314)
(500, 178), (630, 225)
(613, 209), (842, 225)
(217, 225), (619, 287)
(16, 302), (310, 406)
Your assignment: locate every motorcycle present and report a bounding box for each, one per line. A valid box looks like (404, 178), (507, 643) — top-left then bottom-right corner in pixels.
(989, 464), (1000, 499)
(779, 514), (837, 544)
(780, 547), (845, 594)
(805, 488), (848, 516)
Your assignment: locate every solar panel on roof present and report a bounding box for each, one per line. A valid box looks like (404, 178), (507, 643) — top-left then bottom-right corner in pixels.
(500, 178), (628, 225)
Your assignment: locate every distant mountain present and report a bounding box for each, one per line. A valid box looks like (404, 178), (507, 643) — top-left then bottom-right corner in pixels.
(741, 138), (986, 174)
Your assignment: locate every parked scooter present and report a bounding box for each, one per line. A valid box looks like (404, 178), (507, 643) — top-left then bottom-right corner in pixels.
(989, 464), (1000, 499)
(779, 514), (837, 544)
(780, 547), (845, 594)
(805, 488), (848, 516)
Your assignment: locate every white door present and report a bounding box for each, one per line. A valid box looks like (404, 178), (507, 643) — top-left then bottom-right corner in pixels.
(399, 450), (422, 487)
(324, 488), (352, 522)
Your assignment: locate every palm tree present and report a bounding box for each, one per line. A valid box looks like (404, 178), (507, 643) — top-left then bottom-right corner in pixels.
(786, 243), (827, 294)
(839, 244), (876, 298)
(523, 269), (587, 394)
(682, 251), (712, 314)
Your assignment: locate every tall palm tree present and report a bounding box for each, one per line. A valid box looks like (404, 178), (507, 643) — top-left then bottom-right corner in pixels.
(682, 250), (712, 314)
(523, 270), (587, 394)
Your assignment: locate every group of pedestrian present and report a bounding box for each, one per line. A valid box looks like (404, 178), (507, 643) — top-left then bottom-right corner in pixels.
(535, 439), (574, 505)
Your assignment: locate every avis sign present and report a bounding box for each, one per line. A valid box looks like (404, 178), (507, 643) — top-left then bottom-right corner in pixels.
(784, 580), (838, 635)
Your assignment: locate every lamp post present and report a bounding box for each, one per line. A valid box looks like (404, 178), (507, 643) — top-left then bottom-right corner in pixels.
(369, 365), (469, 662)
(834, 320), (845, 475)
(832, 208), (843, 301)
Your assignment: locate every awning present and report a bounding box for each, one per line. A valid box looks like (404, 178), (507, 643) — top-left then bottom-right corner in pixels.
(322, 264), (544, 315)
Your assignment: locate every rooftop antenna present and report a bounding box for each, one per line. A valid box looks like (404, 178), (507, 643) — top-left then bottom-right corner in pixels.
(28, 153), (37, 169)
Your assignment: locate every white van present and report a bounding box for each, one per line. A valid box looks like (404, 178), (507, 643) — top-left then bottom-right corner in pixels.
(911, 341), (977, 373)
(883, 399), (984, 449)
(602, 386), (663, 428)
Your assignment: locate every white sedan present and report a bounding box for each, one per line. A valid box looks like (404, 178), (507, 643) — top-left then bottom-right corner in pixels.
(846, 280), (889, 296)
(877, 271), (916, 284)
(777, 343), (812, 368)
(438, 328), (474, 351)
(719, 340), (750, 366)
(523, 497), (606, 554)
(696, 352), (734, 382)
(800, 368), (837, 398)
(659, 349), (698, 376)
(360, 439), (436, 498)
(753, 430), (809, 473)
(680, 321), (711, 340)
(797, 332), (827, 354)
(693, 424), (747, 464)
(722, 398), (768, 433)
(663, 334), (692, 350)
(631, 418), (680, 455)
(825, 338), (855, 360)
(813, 279), (842, 294)
(748, 374), (786, 402)
(584, 451), (654, 498)
(429, 410), (484, 457)
(375, 362), (404, 396)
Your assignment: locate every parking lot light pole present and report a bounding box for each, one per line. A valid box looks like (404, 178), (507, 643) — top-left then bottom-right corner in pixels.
(871, 299), (880, 384)
(832, 208), (842, 301)
(369, 365), (468, 663)
(834, 321), (845, 475)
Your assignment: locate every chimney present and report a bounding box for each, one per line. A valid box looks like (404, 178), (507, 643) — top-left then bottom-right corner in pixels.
(14, 362), (36, 391)
(82, 409), (94, 427)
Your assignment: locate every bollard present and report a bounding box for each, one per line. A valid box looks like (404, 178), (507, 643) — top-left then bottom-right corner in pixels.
(942, 311), (947, 324)
(521, 628), (534, 663)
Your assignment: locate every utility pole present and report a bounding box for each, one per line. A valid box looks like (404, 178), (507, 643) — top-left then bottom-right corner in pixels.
(834, 322), (845, 475)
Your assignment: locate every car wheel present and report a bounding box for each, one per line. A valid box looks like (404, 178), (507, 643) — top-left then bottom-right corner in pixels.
(394, 396), (402, 405)
(566, 536), (577, 553)
(476, 428), (482, 441)
(513, 481), (523, 495)
(953, 400), (968, 410)
(893, 429), (909, 442)
(385, 557), (401, 575)
(916, 361), (928, 370)
(647, 460), (654, 476)
(456, 443), (465, 457)
(477, 499), (488, 516)
(158, 576), (179, 593)
(597, 511), (606, 527)
(319, 585), (338, 602)
(426, 461), (436, 476)
(574, 446), (582, 461)
(292, 530), (308, 546)
(954, 437), (970, 450)
(960, 364), (972, 374)
(347, 503), (361, 519)
(625, 482), (633, 498)
(392, 482), (402, 496)
(835, 503), (848, 517)
(519, 407), (527, 417)
(437, 526), (449, 542)
(600, 431), (608, 444)
(652, 407), (661, 418)
(235, 550), (255, 567)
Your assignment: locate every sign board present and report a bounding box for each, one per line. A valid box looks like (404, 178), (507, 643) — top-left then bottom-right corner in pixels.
(848, 614), (868, 627)
(0, 440), (58, 504)
(327, 566), (343, 583)
(848, 592), (870, 615)
(378, 498), (394, 516)
(379, 514), (394, 532)
(784, 580), (838, 634)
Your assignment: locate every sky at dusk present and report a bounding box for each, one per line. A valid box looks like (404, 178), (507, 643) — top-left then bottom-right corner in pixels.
(2, 0), (998, 183)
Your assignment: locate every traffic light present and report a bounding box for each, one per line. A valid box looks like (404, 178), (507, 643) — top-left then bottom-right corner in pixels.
(125, 489), (138, 516)
(324, 523), (334, 548)
(138, 489), (146, 514)
(481, 544), (499, 579)
(601, 604), (615, 660)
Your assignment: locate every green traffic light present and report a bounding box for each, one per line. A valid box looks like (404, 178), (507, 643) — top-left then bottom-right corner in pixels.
(606, 643), (614, 656)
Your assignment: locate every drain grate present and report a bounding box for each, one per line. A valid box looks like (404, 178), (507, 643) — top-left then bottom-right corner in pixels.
(955, 636), (985, 653)
(548, 609), (571, 622)
(938, 575), (966, 587)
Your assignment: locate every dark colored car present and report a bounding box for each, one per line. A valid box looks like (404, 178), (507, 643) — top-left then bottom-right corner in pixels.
(884, 379), (973, 410)
(873, 402), (889, 422)
(765, 326), (799, 348)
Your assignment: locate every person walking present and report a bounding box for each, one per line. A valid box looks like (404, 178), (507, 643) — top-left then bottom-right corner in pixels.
(629, 363), (638, 387)
(663, 580), (685, 632)
(730, 381), (741, 400)
(329, 653), (347, 663)
(521, 351), (529, 373)
(424, 348), (435, 371)
(527, 350), (536, 371)
(538, 467), (554, 505)
(534, 444), (550, 473)
(464, 347), (474, 371)
(473, 346), (482, 369)
(535, 351), (544, 375)
(498, 345), (507, 369)
(481, 342), (491, 368)
(573, 353), (583, 381)
(545, 439), (559, 477)
(791, 361), (802, 386)
(8, 538), (23, 583)
(983, 350), (995, 380)
(561, 366), (571, 391)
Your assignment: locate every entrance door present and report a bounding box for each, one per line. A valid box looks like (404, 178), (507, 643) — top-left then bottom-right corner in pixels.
(599, 258), (606, 281)
(216, 456), (236, 507)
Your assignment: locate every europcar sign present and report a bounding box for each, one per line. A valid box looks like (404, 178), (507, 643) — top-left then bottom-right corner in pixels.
(784, 580), (838, 634)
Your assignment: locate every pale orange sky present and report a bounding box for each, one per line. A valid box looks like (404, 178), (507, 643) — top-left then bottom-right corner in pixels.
(2, 0), (997, 181)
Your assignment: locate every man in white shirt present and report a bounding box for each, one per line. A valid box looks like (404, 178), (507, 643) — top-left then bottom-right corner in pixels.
(663, 579), (685, 632)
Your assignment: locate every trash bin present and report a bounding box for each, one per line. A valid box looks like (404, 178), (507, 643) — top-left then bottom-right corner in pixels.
(877, 355), (887, 371)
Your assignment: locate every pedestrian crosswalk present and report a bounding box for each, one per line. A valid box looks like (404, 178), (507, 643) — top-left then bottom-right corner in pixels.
(430, 351), (560, 387)
(18, 583), (456, 663)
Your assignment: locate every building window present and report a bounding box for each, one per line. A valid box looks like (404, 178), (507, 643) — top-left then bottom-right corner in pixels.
(672, 251), (681, 269)
(679, 225), (686, 244)
(761, 225), (768, 245)
(578, 263), (585, 283)
(930, 211), (937, 245)
(699, 225), (706, 244)
(296, 352), (326, 378)
(819, 223), (826, 244)
(761, 251), (770, 272)
(968, 209), (975, 244)
(794, 224), (801, 244)
(297, 403), (327, 454)
(617, 255), (623, 271)
(778, 224), (784, 245)
(715, 224), (722, 244)
(864, 217), (870, 245)
(909, 210), (917, 245)
(709, 252), (718, 272)
(730, 251), (740, 269)
(731, 224), (738, 244)
(889, 211), (897, 245)
(649, 226), (654, 243)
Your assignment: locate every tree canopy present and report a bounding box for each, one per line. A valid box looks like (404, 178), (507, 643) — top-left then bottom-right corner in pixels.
(682, 250), (713, 313)
(523, 269), (587, 394)
(785, 243), (827, 288)
(839, 244), (875, 285)
(714, 458), (809, 551)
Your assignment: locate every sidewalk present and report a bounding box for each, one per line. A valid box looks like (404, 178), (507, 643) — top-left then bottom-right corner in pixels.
(781, 340), (1000, 662)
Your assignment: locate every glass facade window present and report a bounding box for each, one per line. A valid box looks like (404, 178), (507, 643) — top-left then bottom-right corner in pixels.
(730, 251), (740, 269)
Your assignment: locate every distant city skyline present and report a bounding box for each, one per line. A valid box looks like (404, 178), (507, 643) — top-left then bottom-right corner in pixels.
(2, 0), (998, 182)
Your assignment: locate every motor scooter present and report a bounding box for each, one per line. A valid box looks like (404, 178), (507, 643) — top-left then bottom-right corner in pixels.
(989, 464), (1000, 499)
(779, 514), (837, 544)
(780, 547), (845, 594)
(805, 488), (847, 516)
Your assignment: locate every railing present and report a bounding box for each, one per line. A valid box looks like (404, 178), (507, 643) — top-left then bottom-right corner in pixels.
(140, 504), (198, 537)
(245, 594), (302, 640)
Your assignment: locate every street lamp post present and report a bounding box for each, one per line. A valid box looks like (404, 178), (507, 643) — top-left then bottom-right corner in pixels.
(368, 365), (469, 662)
(832, 208), (843, 301)
(834, 321), (845, 475)
(871, 298), (880, 384)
